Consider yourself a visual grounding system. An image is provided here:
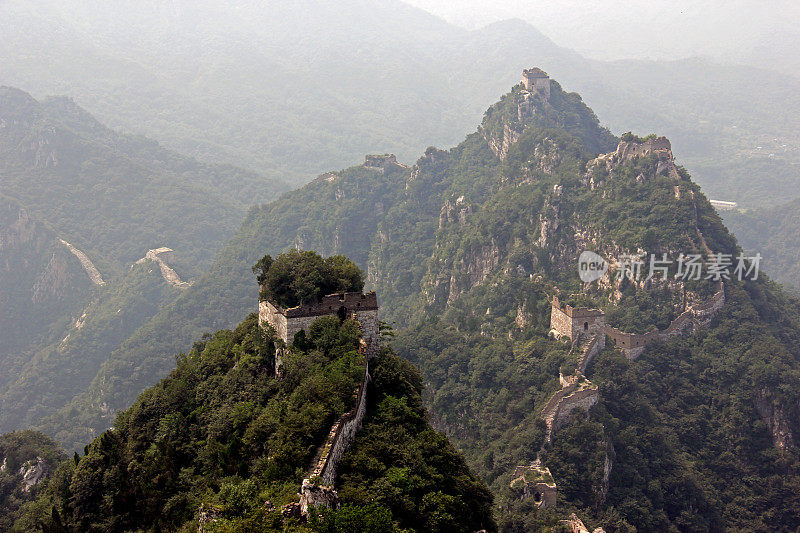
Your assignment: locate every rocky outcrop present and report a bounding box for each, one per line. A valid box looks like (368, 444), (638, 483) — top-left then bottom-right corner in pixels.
(755, 388), (796, 451)
(17, 456), (47, 492)
(447, 239), (501, 303)
(484, 123), (521, 160)
(439, 196), (472, 229)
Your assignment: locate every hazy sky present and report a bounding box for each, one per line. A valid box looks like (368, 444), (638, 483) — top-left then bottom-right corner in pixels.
(405, 0), (800, 68)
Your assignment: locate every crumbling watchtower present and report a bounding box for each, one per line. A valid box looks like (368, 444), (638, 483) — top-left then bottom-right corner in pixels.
(550, 296), (605, 342)
(522, 67), (551, 99)
(259, 289), (380, 356)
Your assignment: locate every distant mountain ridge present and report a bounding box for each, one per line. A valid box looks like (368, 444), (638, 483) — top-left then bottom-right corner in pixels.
(2, 0), (798, 208)
(0, 87), (287, 442)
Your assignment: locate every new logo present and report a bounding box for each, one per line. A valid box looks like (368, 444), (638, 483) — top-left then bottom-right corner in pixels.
(578, 251), (608, 283)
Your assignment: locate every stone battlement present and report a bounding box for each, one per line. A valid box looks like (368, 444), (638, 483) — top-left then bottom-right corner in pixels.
(605, 282), (725, 359)
(259, 291), (380, 352)
(550, 297), (606, 341)
(263, 291), (377, 318)
(551, 282), (724, 360)
(616, 135), (673, 162)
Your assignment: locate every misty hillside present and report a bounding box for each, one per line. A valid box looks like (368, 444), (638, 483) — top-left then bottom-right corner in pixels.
(0, 87), (286, 441)
(2, 0), (799, 210)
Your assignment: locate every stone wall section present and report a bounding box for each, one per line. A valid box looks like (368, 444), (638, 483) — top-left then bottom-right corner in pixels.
(551, 386), (600, 433)
(577, 334), (606, 375)
(299, 345), (371, 515)
(59, 239), (105, 285)
(259, 291), (379, 348)
(604, 281), (725, 359)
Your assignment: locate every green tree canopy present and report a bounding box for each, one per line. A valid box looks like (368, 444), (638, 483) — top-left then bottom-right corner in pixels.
(253, 250), (364, 308)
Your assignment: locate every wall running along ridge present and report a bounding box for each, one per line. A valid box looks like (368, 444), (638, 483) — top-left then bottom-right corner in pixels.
(551, 282), (724, 360)
(59, 239), (105, 285)
(258, 288), (380, 515)
(299, 339), (373, 515)
(134, 247), (190, 288)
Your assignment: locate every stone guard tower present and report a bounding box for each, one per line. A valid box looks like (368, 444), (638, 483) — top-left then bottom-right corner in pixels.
(522, 67), (551, 99)
(259, 290), (380, 356)
(550, 296), (605, 342)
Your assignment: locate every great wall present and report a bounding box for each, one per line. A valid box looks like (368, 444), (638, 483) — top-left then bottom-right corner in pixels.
(59, 239), (105, 285)
(258, 288), (380, 517)
(134, 247), (191, 288)
(511, 117), (727, 513)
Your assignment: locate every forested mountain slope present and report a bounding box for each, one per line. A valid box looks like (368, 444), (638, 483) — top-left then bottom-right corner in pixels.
(0, 197), (92, 391)
(47, 73), (800, 530)
(11, 312), (495, 532)
(0, 87), (287, 444)
(724, 199), (800, 292)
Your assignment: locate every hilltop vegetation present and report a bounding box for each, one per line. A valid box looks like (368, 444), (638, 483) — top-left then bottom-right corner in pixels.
(253, 251), (364, 308)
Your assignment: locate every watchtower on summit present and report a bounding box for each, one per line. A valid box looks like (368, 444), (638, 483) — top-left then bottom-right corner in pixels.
(259, 290), (380, 356)
(522, 68), (551, 99)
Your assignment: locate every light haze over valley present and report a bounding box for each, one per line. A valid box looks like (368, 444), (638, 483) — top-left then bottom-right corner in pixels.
(1, 2), (800, 531)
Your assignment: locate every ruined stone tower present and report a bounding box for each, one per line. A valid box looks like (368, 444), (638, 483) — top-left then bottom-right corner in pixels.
(258, 289), (380, 357)
(522, 67), (551, 99)
(550, 296), (605, 342)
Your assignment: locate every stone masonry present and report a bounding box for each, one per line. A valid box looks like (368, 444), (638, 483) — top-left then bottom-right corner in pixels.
(522, 67), (551, 99)
(259, 290), (379, 356)
(550, 296), (606, 341)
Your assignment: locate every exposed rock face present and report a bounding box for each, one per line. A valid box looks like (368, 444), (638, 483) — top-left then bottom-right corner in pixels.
(31, 251), (75, 304)
(515, 302), (532, 329)
(18, 456), (46, 492)
(484, 123), (521, 160)
(438, 196), (471, 229)
(755, 388), (796, 451)
(447, 239), (500, 303)
(533, 138), (561, 174)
